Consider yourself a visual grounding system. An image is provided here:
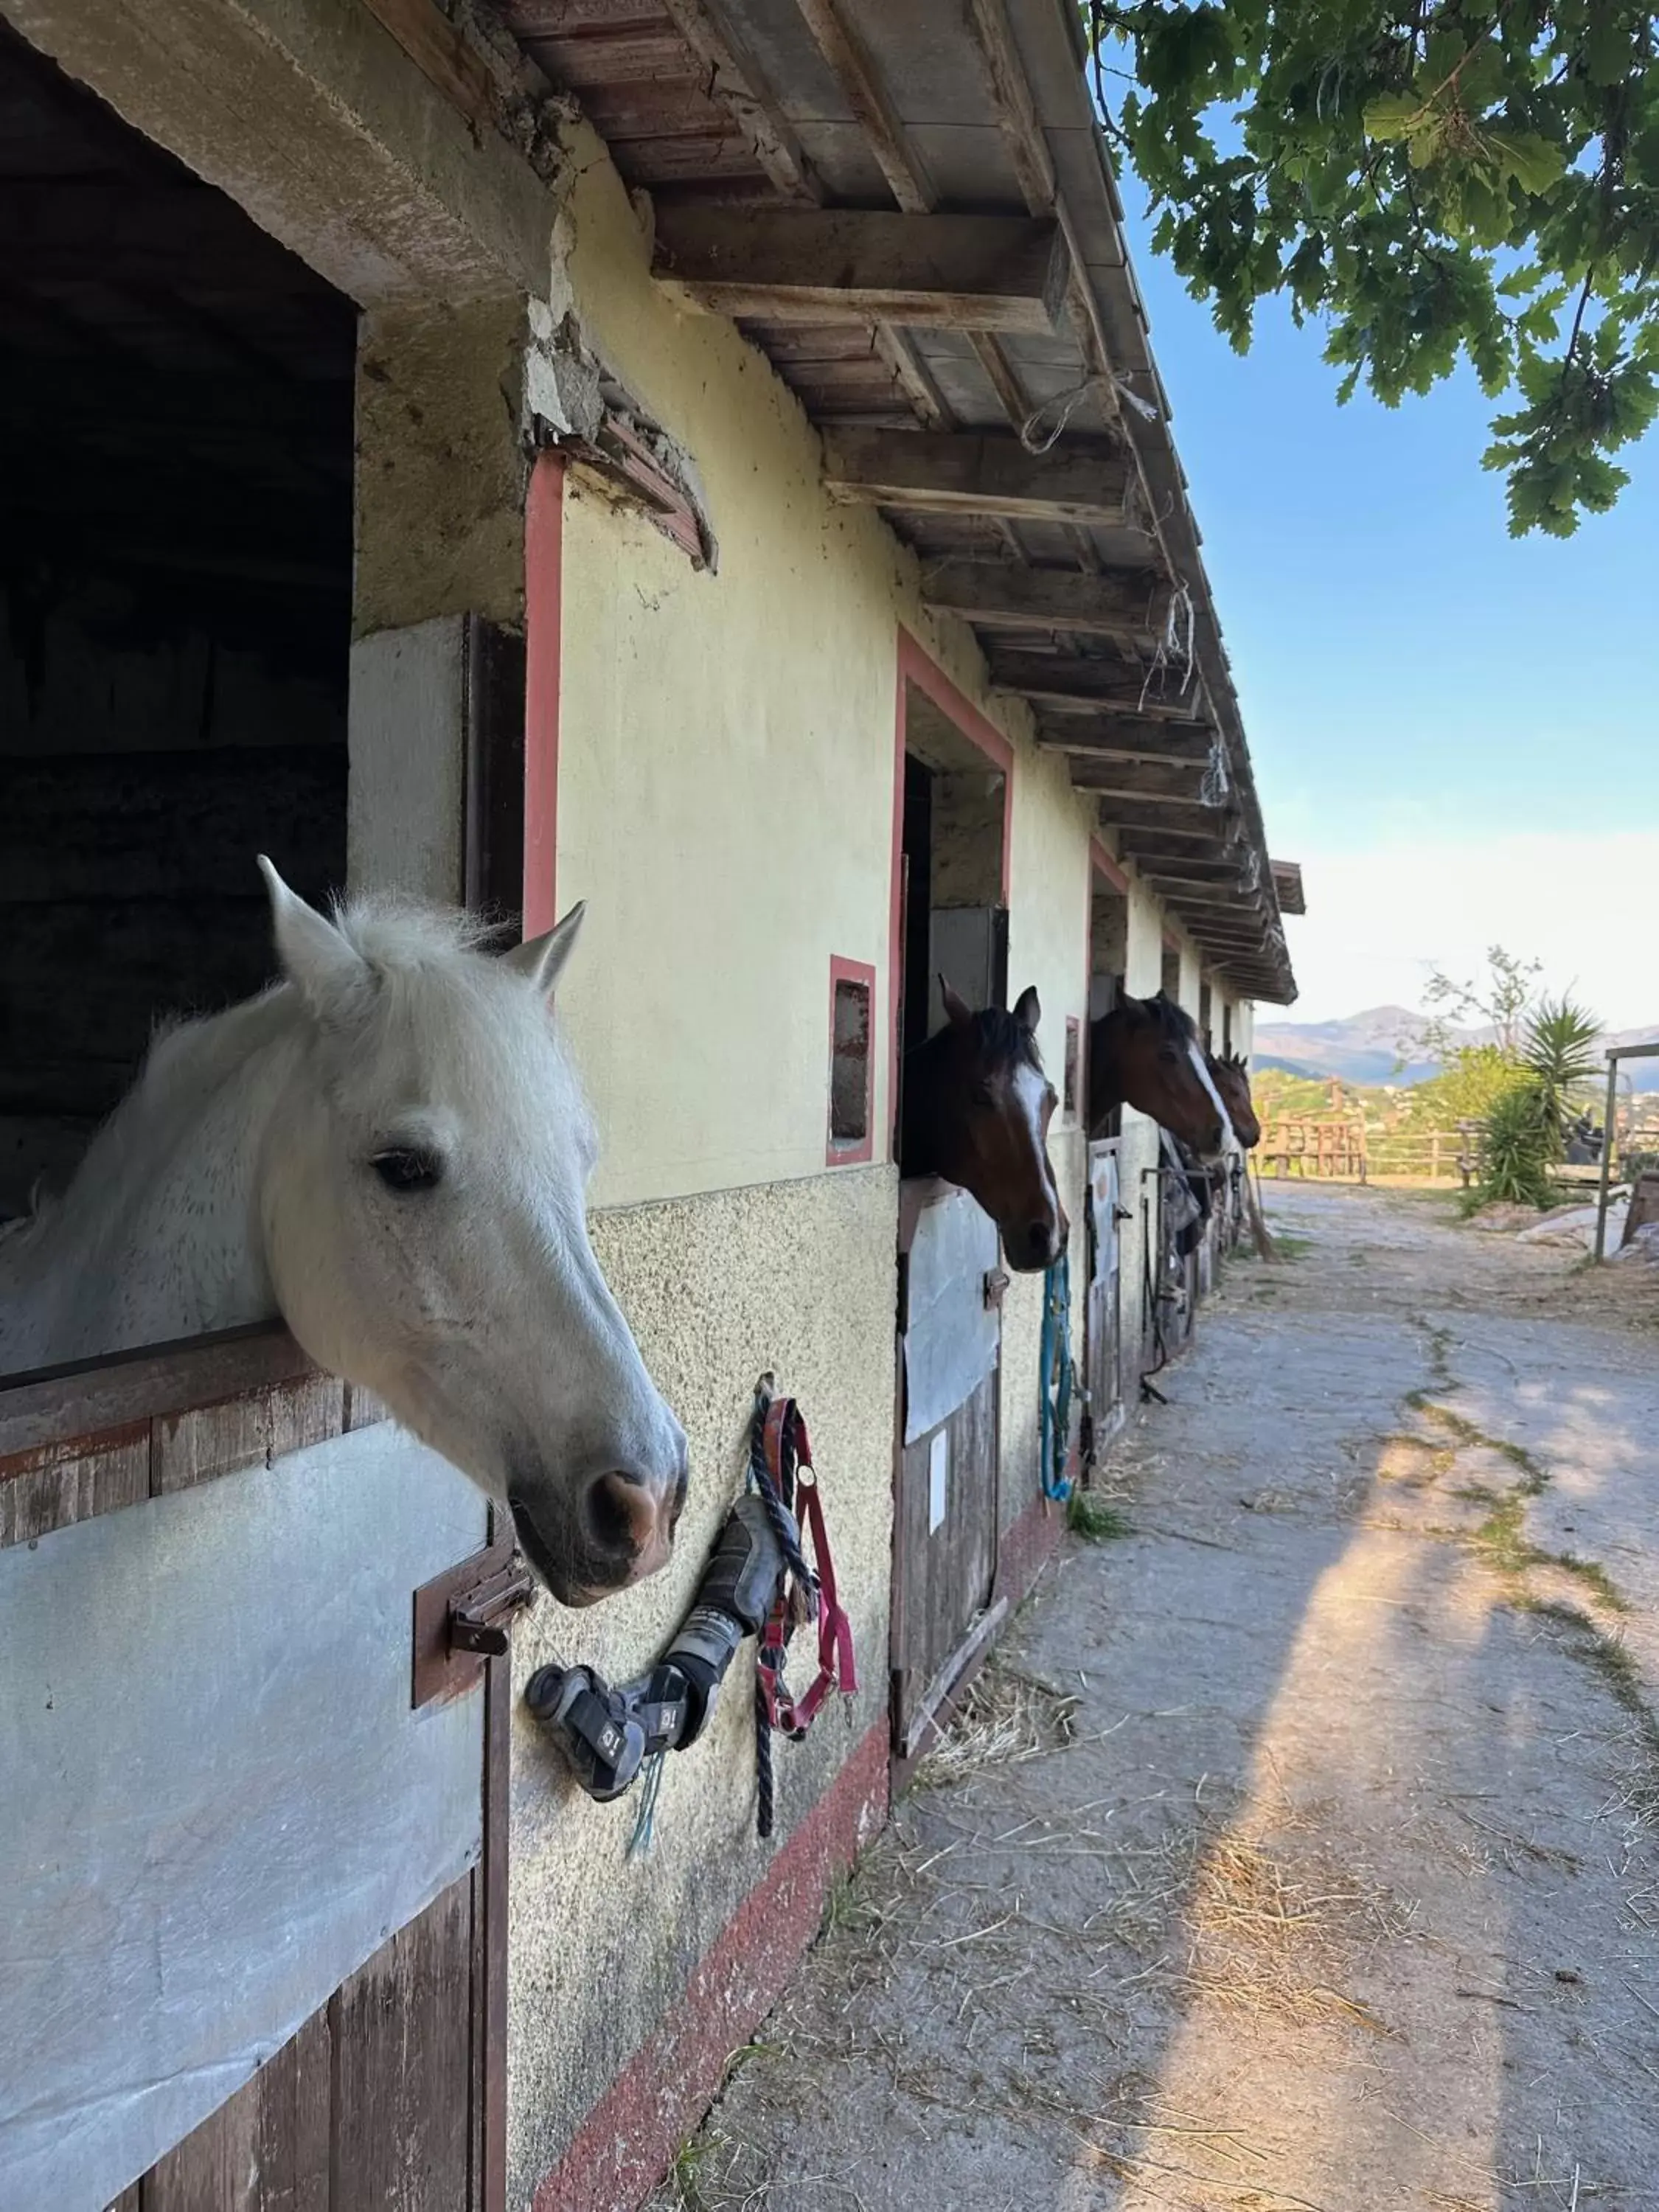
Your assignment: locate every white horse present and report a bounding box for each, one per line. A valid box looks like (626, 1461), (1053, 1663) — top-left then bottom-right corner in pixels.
(0, 860), (687, 1607)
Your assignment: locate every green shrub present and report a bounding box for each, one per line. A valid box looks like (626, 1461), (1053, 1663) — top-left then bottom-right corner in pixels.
(1408, 1043), (1529, 1130)
(1475, 1081), (1557, 1209)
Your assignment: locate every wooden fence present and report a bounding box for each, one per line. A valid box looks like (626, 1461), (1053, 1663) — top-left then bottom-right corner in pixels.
(1263, 1120), (1482, 1184)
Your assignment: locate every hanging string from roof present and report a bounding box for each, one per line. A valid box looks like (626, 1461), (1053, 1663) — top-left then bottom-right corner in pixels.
(1018, 372), (1111, 455)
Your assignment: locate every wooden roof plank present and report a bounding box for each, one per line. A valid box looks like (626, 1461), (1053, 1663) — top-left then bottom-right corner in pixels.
(793, 0), (935, 212)
(1066, 755), (1213, 801)
(922, 557), (1172, 638)
(1096, 797), (1233, 834)
(657, 0), (824, 201)
(652, 205), (1068, 330)
(824, 428), (1129, 523)
(1034, 723), (1213, 765)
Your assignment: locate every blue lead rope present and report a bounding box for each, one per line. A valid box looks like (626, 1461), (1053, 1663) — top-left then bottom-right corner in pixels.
(1039, 1252), (1074, 1503)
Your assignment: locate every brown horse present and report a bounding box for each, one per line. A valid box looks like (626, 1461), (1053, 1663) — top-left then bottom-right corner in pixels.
(1208, 1051), (1260, 1149)
(1088, 992), (1228, 1157)
(902, 981), (1069, 1273)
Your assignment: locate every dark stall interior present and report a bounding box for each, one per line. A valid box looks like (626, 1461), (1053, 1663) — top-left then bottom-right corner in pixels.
(0, 21), (356, 1216)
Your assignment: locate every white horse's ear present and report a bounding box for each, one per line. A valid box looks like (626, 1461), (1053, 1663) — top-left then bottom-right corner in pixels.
(1013, 985), (1041, 1034)
(940, 977), (974, 1028)
(507, 902), (585, 999)
(258, 855), (366, 1015)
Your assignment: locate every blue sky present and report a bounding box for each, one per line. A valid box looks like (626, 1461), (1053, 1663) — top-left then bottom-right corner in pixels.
(1116, 201), (1659, 1027)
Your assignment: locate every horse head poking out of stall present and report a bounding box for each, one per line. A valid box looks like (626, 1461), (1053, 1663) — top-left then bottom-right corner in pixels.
(1088, 992), (1231, 1158)
(902, 980), (1069, 1273)
(0, 860), (688, 1610)
(1208, 1051), (1260, 1150)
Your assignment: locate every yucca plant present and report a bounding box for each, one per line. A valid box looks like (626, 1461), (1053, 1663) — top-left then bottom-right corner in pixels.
(1522, 996), (1603, 1146)
(1477, 1082), (1557, 1209)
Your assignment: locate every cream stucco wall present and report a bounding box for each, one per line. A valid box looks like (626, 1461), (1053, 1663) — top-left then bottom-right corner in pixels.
(544, 119), (1104, 1542)
(546, 116), (1104, 1245)
(548, 122), (914, 1210)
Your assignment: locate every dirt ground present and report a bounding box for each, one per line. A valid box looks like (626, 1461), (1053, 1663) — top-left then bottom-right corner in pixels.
(652, 1185), (1659, 2212)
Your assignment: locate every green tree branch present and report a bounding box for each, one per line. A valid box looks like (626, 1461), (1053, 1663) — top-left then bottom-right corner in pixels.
(1088, 1), (1659, 533)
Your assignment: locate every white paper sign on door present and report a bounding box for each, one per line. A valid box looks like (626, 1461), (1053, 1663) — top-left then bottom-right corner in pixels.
(928, 1428), (950, 1534)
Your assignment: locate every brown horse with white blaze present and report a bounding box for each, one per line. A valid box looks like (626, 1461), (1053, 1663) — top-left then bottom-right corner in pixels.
(1088, 992), (1230, 1157)
(901, 981), (1069, 1273)
(1208, 1051), (1260, 1149)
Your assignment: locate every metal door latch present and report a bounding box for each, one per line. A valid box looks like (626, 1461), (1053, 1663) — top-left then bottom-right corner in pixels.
(983, 1267), (1009, 1310)
(450, 1553), (537, 1655)
(412, 1539), (537, 1708)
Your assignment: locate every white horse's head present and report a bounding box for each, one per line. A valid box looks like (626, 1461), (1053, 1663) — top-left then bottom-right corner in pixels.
(255, 860), (687, 1608)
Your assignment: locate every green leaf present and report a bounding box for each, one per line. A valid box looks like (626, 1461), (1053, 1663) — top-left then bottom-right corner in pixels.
(1485, 131), (1567, 198)
(1363, 91), (1426, 141)
(1585, 18), (1632, 88)
(1082, 0), (1659, 533)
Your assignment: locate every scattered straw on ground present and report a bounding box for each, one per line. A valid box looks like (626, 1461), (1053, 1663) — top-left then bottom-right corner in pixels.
(1175, 1832), (1413, 2037)
(911, 1658), (1078, 1785)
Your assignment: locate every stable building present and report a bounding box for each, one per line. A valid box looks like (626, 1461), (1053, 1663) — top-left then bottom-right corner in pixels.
(0, 0), (1297, 2206)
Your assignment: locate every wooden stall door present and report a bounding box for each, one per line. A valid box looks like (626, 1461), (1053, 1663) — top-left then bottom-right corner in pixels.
(1084, 1140), (1124, 1462)
(891, 1181), (1004, 1769)
(122, 1839), (498, 2212)
(1140, 1161), (1194, 1380)
(0, 1335), (508, 2212)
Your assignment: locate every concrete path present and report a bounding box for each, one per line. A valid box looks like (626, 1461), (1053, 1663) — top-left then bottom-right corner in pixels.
(653, 1186), (1659, 2212)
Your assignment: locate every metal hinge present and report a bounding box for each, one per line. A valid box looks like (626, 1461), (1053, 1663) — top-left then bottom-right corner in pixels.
(983, 1267), (1009, 1311)
(412, 1537), (537, 1709)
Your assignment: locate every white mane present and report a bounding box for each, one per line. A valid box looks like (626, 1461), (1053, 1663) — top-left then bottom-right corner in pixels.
(1, 897), (502, 1267)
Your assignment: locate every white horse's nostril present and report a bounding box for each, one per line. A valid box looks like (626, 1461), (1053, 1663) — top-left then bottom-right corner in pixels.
(585, 1470), (662, 1565)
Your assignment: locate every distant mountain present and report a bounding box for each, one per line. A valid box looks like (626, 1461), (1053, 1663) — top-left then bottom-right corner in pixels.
(1252, 1008), (1659, 1092)
(1251, 1006), (1461, 1088)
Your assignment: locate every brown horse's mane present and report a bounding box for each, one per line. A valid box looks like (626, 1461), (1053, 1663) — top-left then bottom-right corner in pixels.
(1138, 990), (1197, 1044)
(908, 1004), (1044, 1075)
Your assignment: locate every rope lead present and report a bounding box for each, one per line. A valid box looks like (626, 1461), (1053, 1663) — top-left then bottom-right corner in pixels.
(1039, 1252), (1074, 1501)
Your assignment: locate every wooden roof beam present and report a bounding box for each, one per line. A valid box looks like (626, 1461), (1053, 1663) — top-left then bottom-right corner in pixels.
(793, 0), (934, 213)
(1151, 880), (1263, 911)
(1183, 924), (1273, 949)
(1034, 723), (1214, 765)
(1117, 827), (1245, 863)
(1068, 757), (1215, 803)
(1141, 855), (1254, 882)
(990, 652), (1196, 718)
(1099, 799), (1236, 835)
(658, 0), (824, 202)
(922, 559), (1173, 641)
(822, 431), (1129, 524)
(652, 208), (1067, 332)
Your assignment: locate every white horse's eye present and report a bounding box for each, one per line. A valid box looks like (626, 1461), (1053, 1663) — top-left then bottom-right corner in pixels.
(372, 1148), (444, 1194)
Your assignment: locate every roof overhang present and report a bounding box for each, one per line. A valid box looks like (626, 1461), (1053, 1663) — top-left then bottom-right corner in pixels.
(481, 0), (1298, 1002)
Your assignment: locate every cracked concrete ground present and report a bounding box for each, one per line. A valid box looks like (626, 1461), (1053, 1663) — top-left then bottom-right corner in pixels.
(652, 1185), (1659, 2212)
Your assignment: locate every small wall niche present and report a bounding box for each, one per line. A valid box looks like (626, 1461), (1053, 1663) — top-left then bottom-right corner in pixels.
(827, 956), (875, 1164)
